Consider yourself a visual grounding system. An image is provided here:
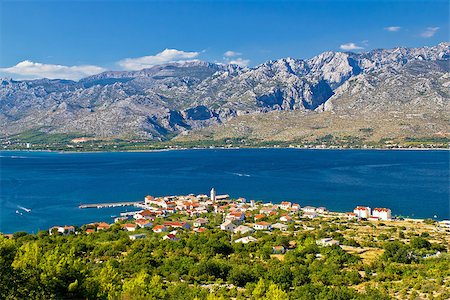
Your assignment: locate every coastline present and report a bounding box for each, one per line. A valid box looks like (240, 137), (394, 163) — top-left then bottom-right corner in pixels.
(1, 145), (449, 154)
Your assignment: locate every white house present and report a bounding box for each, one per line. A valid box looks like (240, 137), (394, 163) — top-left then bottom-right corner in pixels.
(220, 221), (237, 231)
(49, 225), (75, 236)
(316, 207), (328, 214)
(372, 208), (392, 220)
(302, 211), (317, 219)
(253, 222), (272, 231)
(317, 238), (340, 247)
(280, 215), (292, 223)
(279, 201), (292, 210)
(234, 236), (257, 244)
(193, 218), (209, 227)
(234, 225), (254, 235)
(271, 223), (288, 231)
(302, 206), (316, 213)
(353, 206), (371, 219)
(129, 233), (146, 240)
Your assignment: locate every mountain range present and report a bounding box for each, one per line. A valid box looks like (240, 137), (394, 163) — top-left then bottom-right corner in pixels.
(1, 43), (449, 145)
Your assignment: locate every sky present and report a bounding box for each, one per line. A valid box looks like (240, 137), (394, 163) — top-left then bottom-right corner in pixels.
(0, 0), (448, 80)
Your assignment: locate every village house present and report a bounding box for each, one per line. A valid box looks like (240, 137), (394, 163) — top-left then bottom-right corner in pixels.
(226, 211), (245, 223)
(291, 204), (301, 211)
(279, 215), (292, 223)
(302, 211), (317, 219)
(234, 236), (257, 244)
(316, 207), (328, 214)
(372, 208), (392, 220)
(121, 223), (137, 232)
(144, 195), (155, 205)
(254, 214), (266, 221)
(193, 227), (207, 233)
(85, 228), (95, 234)
(302, 206), (316, 213)
(253, 221), (272, 231)
(346, 212), (358, 220)
(49, 225), (75, 236)
(162, 233), (179, 241)
(152, 225), (168, 233)
(163, 221), (190, 230)
(94, 222), (110, 231)
(135, 219), (153, 228)
(220, 220), (237, 231)
(354, 206), (371, 219)
(317, 238), (340, 247)
(129, 233), (146, 240)
(134, 210), (155, 220)
(193, 218), (209, 227)
(234, 225), (254, 235)
(279, 201), (292, 210)
(272, 223), (288, 231)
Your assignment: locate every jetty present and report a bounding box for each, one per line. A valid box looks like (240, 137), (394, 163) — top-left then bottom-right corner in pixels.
(79, 201), (143, 209)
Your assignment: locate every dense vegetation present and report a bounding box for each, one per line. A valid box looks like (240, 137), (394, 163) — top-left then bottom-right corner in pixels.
(2, 128), (448, 152)
(1, 218), (449, 300)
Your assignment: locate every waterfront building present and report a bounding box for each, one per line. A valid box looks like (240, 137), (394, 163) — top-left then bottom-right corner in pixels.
(372, 208), (392, 220)
(210, 188), (216, 202)
(353, 206), (371, 219)
(280, 201), (292, 210)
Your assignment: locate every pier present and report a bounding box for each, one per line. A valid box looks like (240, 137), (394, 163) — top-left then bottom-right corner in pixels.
(79, 201), (143, 209)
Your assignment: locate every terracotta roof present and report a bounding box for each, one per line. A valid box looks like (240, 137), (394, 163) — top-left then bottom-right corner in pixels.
(373, 208), (390, 212)
(256, 221), (271, 226)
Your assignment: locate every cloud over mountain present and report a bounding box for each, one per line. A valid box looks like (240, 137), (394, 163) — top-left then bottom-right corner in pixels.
(420, 27), (439, 38)
(0, 60), (106, 80)
(339, 43), (364, 51)
(118, 49), (200, 70)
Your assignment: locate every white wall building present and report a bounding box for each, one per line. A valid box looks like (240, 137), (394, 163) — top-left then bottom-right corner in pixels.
(353, 206), (371, 219)
(372, 208), (392, 220)
(220, 221), (236, 231)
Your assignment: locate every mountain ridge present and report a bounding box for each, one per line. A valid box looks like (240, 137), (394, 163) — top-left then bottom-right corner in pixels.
(1, 43), (449, 143)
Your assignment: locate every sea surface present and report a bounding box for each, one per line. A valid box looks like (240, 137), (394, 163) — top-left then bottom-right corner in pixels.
(0, 149), (449, 233)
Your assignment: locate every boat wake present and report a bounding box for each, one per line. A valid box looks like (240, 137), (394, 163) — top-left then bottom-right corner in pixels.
(231, 172), (251, 177)
(17, 205), (32, 213)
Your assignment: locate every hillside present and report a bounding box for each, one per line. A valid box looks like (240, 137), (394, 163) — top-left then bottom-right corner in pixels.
(1, 43), (449, 145)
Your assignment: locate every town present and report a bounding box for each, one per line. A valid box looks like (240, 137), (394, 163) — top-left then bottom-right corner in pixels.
(4, 189), (449, 300)
(48, 188), (439, 244)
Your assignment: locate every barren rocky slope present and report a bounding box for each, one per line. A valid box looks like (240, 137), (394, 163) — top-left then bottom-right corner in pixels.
(1, 43), (448, 143)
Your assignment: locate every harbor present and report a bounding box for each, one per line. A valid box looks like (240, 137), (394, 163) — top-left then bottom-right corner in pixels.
(78, 201), (143, 209)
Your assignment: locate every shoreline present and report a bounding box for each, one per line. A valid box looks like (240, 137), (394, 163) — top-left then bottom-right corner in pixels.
(1, 145), (449, 154)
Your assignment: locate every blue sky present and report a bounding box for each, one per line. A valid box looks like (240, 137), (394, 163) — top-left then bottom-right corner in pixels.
(0, 0), (448, 80)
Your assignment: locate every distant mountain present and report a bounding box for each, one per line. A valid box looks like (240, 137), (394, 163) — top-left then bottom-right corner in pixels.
(1, 43), (448, 142)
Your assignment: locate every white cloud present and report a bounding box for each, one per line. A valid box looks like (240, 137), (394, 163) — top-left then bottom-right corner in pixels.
(385, 26), (401, 32)
(118, 49), (200, 70)
(339, 43), (364, 51)
(228, 58), (250, 67)
(224, 50), (241, 57)
(420, 27), (439, 38)
(0, 60), (106, 80)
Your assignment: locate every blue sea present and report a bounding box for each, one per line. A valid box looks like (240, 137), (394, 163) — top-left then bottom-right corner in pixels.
(0, 149), (449, 233)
